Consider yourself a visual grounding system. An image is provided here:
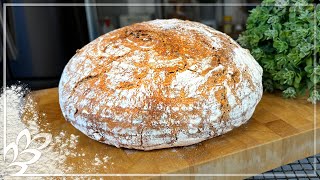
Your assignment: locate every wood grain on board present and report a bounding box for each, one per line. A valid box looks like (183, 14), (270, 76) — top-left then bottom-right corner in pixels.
(25, 88), (319, 180)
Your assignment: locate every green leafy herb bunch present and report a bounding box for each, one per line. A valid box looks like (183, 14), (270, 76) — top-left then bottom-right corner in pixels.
(238, 0), (320, 103)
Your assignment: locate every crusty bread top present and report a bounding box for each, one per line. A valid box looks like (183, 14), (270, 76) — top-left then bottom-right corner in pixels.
(59, 19), (262, 148)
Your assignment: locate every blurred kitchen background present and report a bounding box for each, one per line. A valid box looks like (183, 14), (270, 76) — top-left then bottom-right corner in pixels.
(1, 0), (260, 90)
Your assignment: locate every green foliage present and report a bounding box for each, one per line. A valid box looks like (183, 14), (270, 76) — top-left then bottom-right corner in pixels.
(238, 0), (320, 103)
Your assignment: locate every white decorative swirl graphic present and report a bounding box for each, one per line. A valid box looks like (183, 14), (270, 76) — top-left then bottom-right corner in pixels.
(3, 129), (52, 175)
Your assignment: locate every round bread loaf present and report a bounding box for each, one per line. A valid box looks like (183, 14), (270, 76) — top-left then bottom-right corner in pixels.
(59, 19), (263, 150)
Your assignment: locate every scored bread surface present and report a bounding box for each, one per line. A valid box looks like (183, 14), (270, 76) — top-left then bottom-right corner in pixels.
(59, 19), (263, 150)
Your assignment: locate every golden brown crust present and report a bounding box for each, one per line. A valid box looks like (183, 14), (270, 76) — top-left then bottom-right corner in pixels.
(59, 19), (263, 150)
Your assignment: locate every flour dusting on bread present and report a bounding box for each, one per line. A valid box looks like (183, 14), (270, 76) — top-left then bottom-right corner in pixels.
(59, 19), (263, 150)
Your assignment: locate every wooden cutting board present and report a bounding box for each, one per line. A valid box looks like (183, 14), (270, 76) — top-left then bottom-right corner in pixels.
(24, 88), (319, 179)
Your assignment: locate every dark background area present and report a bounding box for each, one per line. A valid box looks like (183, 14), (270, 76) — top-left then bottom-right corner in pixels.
(1, 0), (89, 89)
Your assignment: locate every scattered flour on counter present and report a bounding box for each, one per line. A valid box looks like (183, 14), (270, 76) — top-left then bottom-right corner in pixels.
(54, 132), (79, 157)
(92, 154), (111, 166)
(102, 156), (110, 163)
(0, 85), (80, 178)
(93, 154), (103, 166)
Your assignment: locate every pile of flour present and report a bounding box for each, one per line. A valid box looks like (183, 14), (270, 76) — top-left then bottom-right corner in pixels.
(0, 85), (117, 179)
(0, 85), (78, 177)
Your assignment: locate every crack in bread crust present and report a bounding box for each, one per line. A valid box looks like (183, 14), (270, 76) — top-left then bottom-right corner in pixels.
(69, 74), (101, 100)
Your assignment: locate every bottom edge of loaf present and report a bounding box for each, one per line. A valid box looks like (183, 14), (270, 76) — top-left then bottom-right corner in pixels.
(67, 117), (239, 151)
